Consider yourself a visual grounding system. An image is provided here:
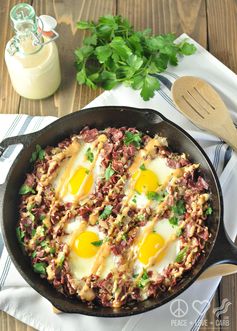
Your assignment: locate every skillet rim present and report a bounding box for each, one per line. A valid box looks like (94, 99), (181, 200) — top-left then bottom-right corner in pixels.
(0, 106), (223, 317)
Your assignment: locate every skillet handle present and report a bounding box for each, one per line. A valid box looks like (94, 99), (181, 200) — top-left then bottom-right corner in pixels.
(0, 131), (40, 159)
(199, 222), (237, 280)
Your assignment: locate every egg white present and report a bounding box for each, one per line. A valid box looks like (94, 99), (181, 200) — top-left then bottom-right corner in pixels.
(52, 142), (103, 203)
(146, 156), (174, 185)
(63, 218), (118, 280)
(133, 218), (180, 275)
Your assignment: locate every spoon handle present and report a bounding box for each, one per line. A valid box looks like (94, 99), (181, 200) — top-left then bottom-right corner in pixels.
(216, 116), (237, 152)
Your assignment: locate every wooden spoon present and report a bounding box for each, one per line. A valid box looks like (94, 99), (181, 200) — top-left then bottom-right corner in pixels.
(171, 76), (237, 152)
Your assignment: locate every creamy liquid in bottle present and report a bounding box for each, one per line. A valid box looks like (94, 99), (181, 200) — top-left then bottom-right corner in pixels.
(5, 3), (61, 99)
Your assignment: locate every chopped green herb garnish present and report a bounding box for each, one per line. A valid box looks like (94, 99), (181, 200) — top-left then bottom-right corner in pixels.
(132, 273), (139, 278)
(138, 269), (149, 288)
(33, 262), (47, 274)
(124, 131), (142, 148)
(16, 226), (24, 244)
(85, 169), (90, 174)
(91, 240), (103, 247)
(176, 228), (183, 237)
(172, 200), (186, 215)
(19, 184), (35, 195)
(137, 214), (145, 221)
(175, 246), (188, 263)
(49, 247), (56, 254)
(32, 251), (37, 258)
(27, 204), (35, 221)
(39, 215), (46, 221)
(132, 195), (137, 203)
(30, 144), (45, 163)
(86, 147), (94, 162)
(122, 233), (127, 241)
(147, 190), (167, 202)
(99, 205), (113, 219)
(31, 228), (36, 237)
(37, 226), (45, 237)
(105, 163), (115, 180)
(58, 253), (65, 266)
(169, 216), (178, 226)
(40, 240), (48, 248)
(140, 163), (146, 171)
(205, 206), (213, 216)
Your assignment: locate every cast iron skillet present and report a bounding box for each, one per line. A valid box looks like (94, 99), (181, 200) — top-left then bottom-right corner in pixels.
(0, 106), (237, 317)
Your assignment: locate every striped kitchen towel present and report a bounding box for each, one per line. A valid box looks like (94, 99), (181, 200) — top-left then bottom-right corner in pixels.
(1, 33), (237, 331)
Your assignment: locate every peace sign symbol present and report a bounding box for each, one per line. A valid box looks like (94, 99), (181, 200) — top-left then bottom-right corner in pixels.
(170, 299), (188, 318)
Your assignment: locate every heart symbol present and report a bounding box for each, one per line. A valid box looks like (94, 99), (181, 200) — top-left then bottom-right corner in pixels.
(192, 300), (210, 315)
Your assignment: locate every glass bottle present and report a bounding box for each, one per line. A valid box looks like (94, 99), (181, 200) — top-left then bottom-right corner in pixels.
(5, 3), (61, 100)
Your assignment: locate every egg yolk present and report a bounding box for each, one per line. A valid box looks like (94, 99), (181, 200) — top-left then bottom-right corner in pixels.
(72, 231), (100, 258)
(138, 232), (166, 265)
(133, 169), (159, 194)
(68, 166), (93, 196)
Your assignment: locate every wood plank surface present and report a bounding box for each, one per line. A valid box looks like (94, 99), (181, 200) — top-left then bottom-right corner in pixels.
(0, 0), (30, 114)
(1, 0), (237, 330)
(118, 0), (207, 47)
(19, 0), (115, 116)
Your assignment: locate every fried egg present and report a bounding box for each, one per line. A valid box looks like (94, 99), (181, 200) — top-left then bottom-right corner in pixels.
(63, 217), (118, 280)
(52, 142), (103, 203)
(129, 156), (173, 209)
(133, 219), (180, 275)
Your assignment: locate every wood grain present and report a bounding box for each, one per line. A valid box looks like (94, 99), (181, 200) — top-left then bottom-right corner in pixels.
(117, 0), (207, 47)
(207, 0), (237, 72)
(1, 0), (237, 330)
(18, 0), (115, 117)
(0, 0), (31, 114)
(0, 311), (35, 331)
(207, 1), (237, 330)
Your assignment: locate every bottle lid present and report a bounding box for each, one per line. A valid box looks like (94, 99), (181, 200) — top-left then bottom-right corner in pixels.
(38, 15), (57, 32)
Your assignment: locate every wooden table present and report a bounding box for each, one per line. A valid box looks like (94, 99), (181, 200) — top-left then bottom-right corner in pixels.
(1, 0), (237, 330)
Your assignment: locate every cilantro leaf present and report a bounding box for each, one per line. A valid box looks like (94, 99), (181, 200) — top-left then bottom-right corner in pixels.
(91, 240), (103, 247)
(141, 75), (160, 101)
(33, 262), (47, 275)
(95, 45), (112, 63)
(19, 184), (35, 195)
(30, 144), (45, 163)
(99, 205), (113, 219)
(137, 214), (145, 221)
(77, 21), (94, 30)
(49, 247), (56, 254)
(147, 190), (167, 202)
(140, 163), (146, 171)
(175, 246), (188, 263)
(100, 71), (118, 90)
(105, 163), (115, 181)
(205, 206), (213, 216)
(58, 253), (65, 267)
(179, 42), (197, 55)
(16, 226), (24, 244)
(110, 36), (132, 60)
(172, 200), (186, 215)
(32, 251), (37, 258)
(169, 216), (178, 226)
(124, 131), (142, 148)
(176, 228), (183, 237)
(86, 147), (94, 162)
(121, 233), (127, 241)
(138, 269), (149, 288)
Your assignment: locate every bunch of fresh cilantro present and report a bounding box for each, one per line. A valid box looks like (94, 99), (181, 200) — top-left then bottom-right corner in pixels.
(75, 15), (196, 101)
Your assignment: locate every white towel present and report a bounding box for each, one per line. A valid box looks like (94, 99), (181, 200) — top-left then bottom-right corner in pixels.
(0, 33), (237, 331)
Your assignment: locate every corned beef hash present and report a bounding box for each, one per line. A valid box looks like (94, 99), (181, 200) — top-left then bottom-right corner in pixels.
(17, 126), (212, 307)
